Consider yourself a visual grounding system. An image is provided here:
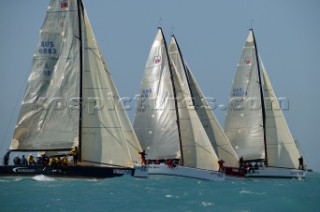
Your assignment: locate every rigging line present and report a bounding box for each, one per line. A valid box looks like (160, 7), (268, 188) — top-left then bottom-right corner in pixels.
(0, 57), (34, 153)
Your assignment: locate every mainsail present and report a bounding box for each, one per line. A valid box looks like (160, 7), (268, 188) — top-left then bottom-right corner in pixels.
(262, 61), (300, 169)
(9, 0), (142, 168)
(11, 0), (81, 151)
(224, 30), (265, 161)
(133, 29), (180, 160)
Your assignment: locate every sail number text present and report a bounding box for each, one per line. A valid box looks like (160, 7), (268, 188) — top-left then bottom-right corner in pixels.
(38, 41), (57, 54)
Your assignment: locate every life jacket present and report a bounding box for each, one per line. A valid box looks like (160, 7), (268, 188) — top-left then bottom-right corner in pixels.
(71, 148), (78, 156)
(62, 157), (68, 164)
(28, 155), (35, 162)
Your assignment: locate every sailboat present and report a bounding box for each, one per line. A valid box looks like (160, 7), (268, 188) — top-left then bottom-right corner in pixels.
(0, 0), (147, 179)
(224, 29), (306, 178)
(133, 28), (224, 181)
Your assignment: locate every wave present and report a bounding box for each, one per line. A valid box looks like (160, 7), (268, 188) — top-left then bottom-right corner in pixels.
(32, 174), (56, 182)
(239, 189), (266, 195)
(0, 177), (23, 183)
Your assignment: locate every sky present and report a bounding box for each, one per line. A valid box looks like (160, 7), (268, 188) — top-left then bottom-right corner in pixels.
(0, 0), (319, 171)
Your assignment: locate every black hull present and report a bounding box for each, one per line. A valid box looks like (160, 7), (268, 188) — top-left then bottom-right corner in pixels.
(0, 165), (135, 179)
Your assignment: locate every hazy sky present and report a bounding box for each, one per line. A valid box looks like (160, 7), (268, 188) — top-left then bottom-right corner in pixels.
(0, 0), (319, 171)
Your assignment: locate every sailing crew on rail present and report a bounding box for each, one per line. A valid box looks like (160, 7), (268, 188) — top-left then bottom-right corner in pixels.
(13, 155), (21, 165)
(71, 147), (78, 165)
(28, 154), (36, 165)
(21, 155), (28, 165)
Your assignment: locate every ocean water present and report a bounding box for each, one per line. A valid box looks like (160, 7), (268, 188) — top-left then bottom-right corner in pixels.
(0, 173), (319, 212)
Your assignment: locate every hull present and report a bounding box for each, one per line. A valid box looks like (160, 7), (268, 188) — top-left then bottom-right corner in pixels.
(224, 166), (306, 179)
(245, 167), (306, 178)
(224, 167), (246, 178)
(148, 163), (225, 181)
(0, 165), (148, 179)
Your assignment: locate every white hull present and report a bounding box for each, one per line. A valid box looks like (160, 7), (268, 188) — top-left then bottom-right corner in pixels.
(148, 163), (225, 181)
(245, 167), (306, 178)
(133, 165), (149, 178)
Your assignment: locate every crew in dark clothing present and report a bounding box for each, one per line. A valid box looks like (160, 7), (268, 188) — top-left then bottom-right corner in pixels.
(41, 154), (49, 170)
(13, 155), (21, 165)
(218, 159), (225, 172)
(298, 156), (304, 170)
(3, 151), (10, 166)
(239, 156), (244, 169)
(21, 155), (28, 165)
(139, 150), (147, 165)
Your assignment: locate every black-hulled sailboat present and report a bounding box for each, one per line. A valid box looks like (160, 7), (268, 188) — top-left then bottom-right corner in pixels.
(0, 0), (147, 179)
(224, 29), (306, 178)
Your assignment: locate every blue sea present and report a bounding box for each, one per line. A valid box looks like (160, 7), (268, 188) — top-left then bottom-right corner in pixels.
(1, 173), (319, 212)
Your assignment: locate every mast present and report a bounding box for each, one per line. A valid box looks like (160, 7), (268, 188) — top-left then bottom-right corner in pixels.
(171, 35), (195, 106)
(160, 28), (184, 165)
(251, 28), (268, 166)
(77, 0), (84, 161)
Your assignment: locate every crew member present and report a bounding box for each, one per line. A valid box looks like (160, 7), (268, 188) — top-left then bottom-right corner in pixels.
(298, 156), (304, 170)
(218, 159), (225, 172)
(71, 147), (78, 165)
(13, 155), (21, 165)
(3, 151), (10, 166)
(138, 149), (147, 165)
(28, 154), (36, 165)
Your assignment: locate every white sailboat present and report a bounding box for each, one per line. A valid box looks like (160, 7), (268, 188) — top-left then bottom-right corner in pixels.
(0, 0), (147, 179)
(133, 28), (224, 181)
(224, 29), (306, 178)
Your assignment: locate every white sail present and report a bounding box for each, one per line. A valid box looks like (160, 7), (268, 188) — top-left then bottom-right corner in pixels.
(262, 62), (301, 169)
(10, 0), (80, 151)
(80, 10), (141, 167)
(133, 29), (180, 160)
(224, 31), (265, 161)
(186, 66), (239, 167)
(170, 56), (219, 170)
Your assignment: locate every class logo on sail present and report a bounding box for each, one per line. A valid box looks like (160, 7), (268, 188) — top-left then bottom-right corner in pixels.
(59, 0), (68, 8)
(244, 57), (251, 66)
(153, 56), (161, 64)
